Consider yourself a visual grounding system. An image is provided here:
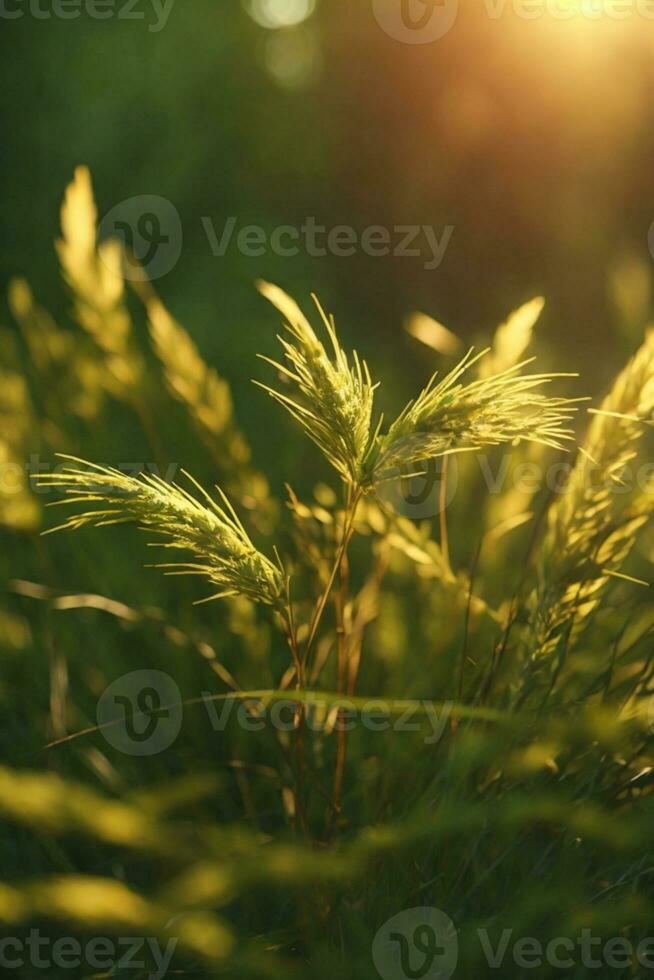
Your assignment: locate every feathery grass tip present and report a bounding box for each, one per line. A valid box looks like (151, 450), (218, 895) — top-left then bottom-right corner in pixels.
(39, 457), (284, 607)
(366, 347), (579, 480)
(255, 282), (376, 485)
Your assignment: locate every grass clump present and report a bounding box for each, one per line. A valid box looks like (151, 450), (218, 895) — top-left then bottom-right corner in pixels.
(4, 169), (654, 980)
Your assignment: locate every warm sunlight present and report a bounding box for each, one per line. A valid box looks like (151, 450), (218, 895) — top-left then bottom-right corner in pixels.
(557, 0), (641, 13)
(5, 3), (654, 977)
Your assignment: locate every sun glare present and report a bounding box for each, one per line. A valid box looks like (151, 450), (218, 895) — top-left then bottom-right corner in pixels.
(554, 0), (639, 12)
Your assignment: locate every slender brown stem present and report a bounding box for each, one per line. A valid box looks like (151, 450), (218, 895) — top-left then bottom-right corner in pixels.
(439, 455), (450, 568)
(281, 585), (304, 688)
(303, 485), (362, 669)
(324, 484), (360, 839)
(458, 539), (482, 702)
(279, 591), (309, 837)
(347, 547), (390, 696)
(330, 549), (349, 834)
(280, 486), (362, 840)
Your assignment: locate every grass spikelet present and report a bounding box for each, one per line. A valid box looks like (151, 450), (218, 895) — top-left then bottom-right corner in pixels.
(141, 290), (275, 530)
(9, 277), (106, 421)
(404, 311), (462, 356)
(531, 330), (654, 659)
(56, 167), (142, 391)
(39, 457), (284, 607)
(0, 346), (40, 531)
(255, 282), (376, 485)
(147, 295), (251, 466)
(478, 296), (545, 378)
(367, 347), (578, 480)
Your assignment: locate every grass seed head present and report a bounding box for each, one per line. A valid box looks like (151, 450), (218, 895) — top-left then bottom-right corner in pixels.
(255, 282), (376, 486)
(366, 348), (579, 483)
(40, 457), (284, 608)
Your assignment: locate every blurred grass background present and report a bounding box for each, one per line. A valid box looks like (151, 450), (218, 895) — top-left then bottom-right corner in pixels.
(3, 1), (654, 474)
(3, 3), (654, 978)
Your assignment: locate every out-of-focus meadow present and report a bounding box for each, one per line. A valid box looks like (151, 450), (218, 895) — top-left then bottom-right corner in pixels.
(3, 3), (654, 978)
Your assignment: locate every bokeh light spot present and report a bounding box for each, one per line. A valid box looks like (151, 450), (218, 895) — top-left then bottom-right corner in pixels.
(264, 27), (321, 88)
(246, 0), (316, 30)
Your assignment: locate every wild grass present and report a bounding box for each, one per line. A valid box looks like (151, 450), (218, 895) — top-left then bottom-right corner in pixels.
(39, 457), (284, 608)
(534, 330), (654, 652)
(2, 170), (654, 978)
(255, 279), (376, 487)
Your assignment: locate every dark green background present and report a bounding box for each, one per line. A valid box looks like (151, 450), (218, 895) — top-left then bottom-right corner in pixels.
(2, 1), (654, 483)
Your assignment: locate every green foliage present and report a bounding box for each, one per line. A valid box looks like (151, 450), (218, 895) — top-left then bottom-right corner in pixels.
(2, 170), (654, 979)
